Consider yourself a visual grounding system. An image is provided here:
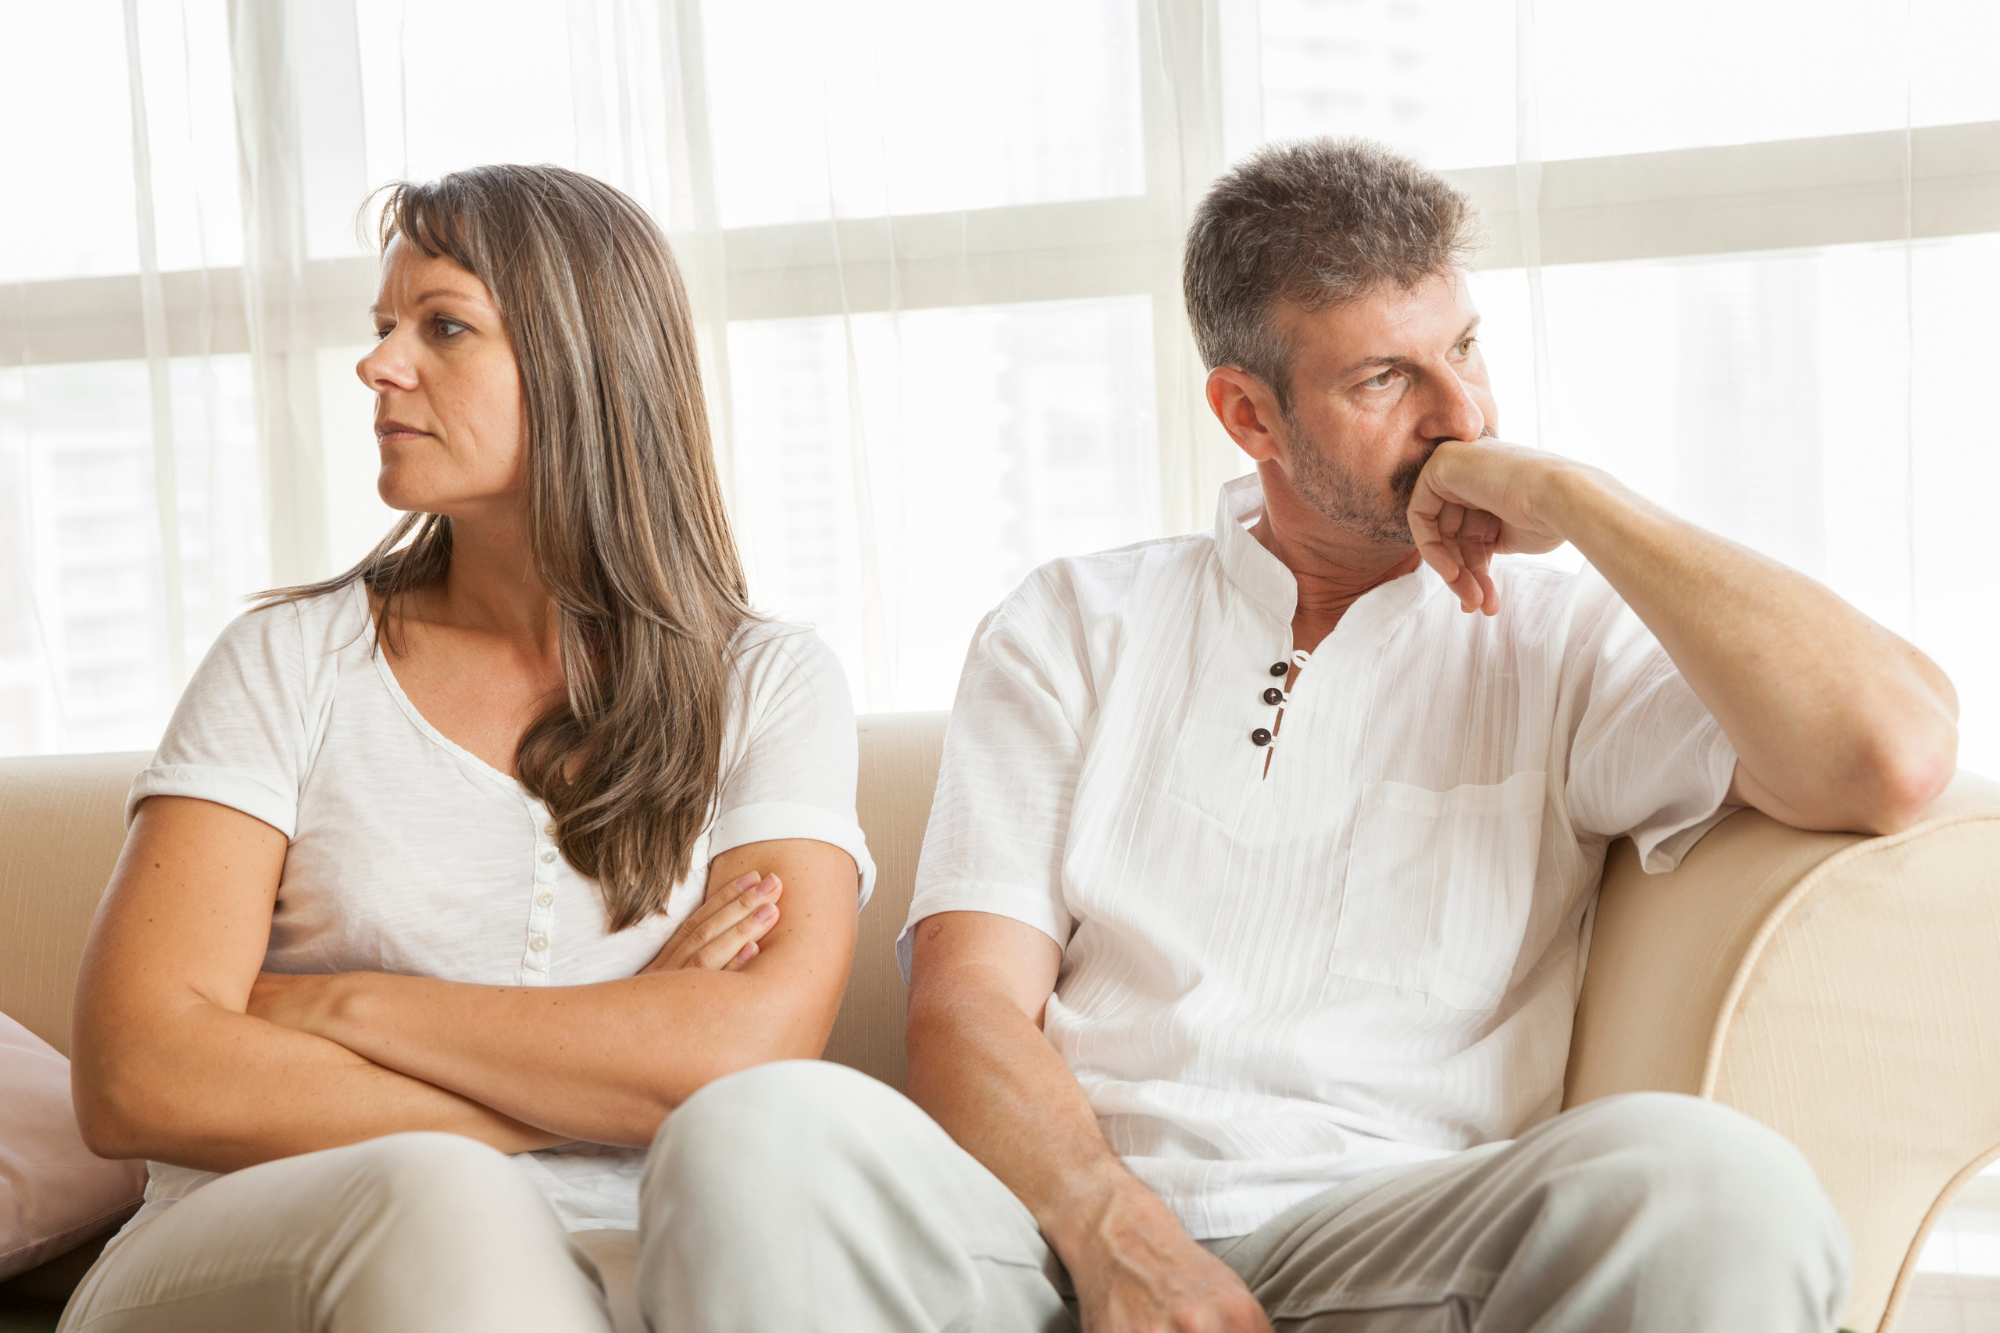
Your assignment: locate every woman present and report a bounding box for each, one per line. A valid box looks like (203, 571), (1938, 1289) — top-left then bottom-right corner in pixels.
(62, 165), (872, 1332)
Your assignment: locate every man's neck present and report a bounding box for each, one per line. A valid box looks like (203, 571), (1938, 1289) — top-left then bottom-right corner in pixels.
(1249, 479), (1421, 653)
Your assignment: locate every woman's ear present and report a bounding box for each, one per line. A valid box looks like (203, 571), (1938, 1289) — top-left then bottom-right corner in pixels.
(1205, 366), (1286, 465)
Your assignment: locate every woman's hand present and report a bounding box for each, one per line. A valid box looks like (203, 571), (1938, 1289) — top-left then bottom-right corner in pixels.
(642, 872), (783, 975)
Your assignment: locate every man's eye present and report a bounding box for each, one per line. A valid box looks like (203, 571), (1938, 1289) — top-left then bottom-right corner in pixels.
(1455, 337), (1478, 356)
(1366, 369), (1396, 388)
(372, 325), (392, 341)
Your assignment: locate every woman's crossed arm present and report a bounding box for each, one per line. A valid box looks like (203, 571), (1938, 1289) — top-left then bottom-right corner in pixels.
(71, 795), (857, 1171)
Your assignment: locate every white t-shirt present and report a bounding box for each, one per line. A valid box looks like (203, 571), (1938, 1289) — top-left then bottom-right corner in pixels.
(902, 473), (1737, 1240)
(127, 581), (874, 1232)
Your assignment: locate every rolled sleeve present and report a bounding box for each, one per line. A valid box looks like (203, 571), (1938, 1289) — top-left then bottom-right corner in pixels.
(1563, 568), (1741, 871)
(713, 626), (876, 907)
(125, 601), (310, 837)
(899, 569), (1091, 983)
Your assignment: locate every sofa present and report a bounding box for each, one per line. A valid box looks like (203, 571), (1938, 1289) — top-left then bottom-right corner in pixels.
(2, 713), (1998, 1332)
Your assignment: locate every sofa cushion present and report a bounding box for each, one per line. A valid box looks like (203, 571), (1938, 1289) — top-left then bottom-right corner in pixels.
(0, 1013), (145, 1280)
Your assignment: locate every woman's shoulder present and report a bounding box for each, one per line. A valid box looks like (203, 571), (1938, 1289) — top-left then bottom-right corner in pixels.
(725, 618), (855, 722)
(193, 583), (363, 681)
(730, 618), (842, 681)
(216, 581), (370, 652)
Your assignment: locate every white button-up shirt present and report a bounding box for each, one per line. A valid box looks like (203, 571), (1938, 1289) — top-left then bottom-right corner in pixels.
(903, 473), (1736, 1240)
(129, 582), (874, 1231)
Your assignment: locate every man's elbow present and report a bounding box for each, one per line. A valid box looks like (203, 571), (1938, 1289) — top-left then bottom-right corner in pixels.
(1854, 724), (1958, 836)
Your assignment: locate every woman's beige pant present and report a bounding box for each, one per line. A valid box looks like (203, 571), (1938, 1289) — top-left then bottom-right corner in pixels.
(57, 1132), (614, 1333)
(60, 1060), (1853, 1332)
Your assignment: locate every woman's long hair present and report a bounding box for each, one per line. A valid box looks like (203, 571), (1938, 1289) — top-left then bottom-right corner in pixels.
(275, 165), (753, 931)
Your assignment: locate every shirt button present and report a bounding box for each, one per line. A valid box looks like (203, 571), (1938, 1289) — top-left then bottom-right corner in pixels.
(1269, 662), (1289, 677)
(529, 935), (548, 952)
(1263, 687), (1284, 705)
(539, 849), (557, 864)
(1251, 728), (1272, 746)
(543, 822), (556, 837)
(536, 892), (553, 907)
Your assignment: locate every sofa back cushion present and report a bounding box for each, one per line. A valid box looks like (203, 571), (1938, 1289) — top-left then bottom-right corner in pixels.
(0, 717), (948, 1092)
(0, 752), (146, 1057)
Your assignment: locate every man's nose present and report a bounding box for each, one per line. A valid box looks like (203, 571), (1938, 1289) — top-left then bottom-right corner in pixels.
(1424, 365), (1486, 442)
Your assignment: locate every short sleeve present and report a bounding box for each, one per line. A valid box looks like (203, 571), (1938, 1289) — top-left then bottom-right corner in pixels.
(708, 626), (876, 908)
(898, 569), (1088, 981)
(1562, 568), (1740, 871)
(126, 600), (312, 837)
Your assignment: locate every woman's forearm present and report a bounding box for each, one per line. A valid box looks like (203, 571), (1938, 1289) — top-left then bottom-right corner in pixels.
(75, 995), (565, 1172)
(285, 968), (820, 1147)
(261, 839), (857, 1146)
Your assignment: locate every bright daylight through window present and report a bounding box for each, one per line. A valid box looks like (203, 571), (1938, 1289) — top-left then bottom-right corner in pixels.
(2, 0), (1997, 800)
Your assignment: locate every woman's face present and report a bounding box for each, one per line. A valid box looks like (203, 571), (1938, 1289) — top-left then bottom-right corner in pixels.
(357, 238), (526, 519)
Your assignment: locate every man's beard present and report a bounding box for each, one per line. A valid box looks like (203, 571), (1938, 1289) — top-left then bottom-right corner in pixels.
(1283, 413), (1433, 546)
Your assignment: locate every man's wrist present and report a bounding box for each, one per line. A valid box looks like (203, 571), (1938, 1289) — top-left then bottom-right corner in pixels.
(1037, 1157), (1184, 1269)
(1523, 454), (1613, 548)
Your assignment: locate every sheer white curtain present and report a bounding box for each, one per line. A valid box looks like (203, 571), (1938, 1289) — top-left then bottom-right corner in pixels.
(3, 0), (1997, 773)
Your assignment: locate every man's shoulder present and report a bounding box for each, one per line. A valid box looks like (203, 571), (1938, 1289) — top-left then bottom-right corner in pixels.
(1006, 530), (1217, 622)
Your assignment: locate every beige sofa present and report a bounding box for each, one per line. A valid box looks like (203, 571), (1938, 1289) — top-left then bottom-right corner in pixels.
(3, 714), (1999, 1332)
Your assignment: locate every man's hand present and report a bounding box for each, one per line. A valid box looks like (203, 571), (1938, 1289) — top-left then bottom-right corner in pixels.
(1062, 1178), (1272, 1333)
(1406, 438), (1576, 614)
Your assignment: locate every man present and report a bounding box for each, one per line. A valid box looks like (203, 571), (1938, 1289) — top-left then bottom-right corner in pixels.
(646, 139), (1957, 1331)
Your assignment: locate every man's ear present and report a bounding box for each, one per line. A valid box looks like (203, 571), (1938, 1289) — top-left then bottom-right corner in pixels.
(1205, 366), (1285, 464)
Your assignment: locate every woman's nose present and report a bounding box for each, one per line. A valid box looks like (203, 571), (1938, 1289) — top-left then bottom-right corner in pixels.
(356, 333), (416, 391)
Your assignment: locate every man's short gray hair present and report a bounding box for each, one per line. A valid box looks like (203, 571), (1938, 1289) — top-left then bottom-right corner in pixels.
(1183, 137), (1484, 410)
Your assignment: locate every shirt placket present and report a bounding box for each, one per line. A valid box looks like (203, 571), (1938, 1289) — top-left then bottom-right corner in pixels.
(522, 798), (559, 984)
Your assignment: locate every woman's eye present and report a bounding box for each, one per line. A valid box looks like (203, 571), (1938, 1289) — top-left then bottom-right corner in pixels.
(434, 316), (467, 338)
(372, 325), (393, 342)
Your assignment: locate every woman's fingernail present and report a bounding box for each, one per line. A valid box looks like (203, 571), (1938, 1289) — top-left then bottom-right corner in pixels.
(736, 872), (761, 890)
(736, 942), (758, 963)
(753, 903), (778, 923)
(759, 876), (781, 896)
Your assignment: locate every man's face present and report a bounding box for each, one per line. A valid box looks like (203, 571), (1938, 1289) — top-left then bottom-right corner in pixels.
(1270, 269), (1496, 545)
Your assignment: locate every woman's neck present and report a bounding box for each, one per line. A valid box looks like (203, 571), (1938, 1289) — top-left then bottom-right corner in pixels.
(429, 508), (560, 660)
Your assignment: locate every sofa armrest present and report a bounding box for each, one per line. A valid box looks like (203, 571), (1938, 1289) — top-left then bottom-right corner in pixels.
(1568, 771), (2000, 1333)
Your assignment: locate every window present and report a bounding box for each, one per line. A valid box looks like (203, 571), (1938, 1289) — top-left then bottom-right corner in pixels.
(5, 0), (1998, 780)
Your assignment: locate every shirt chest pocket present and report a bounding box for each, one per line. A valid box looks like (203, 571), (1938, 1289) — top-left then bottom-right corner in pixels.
(1330, 772), (1547, 1011)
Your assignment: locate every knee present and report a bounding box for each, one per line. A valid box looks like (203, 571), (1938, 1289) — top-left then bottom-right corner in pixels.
(1556, 1095), (1848, 1267)
(646, 1061), (901, 1204)
(332, 1132), (544, 1232)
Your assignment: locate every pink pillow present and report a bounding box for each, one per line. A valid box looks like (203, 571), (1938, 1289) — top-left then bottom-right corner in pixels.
(0, 1014), (146, 1280)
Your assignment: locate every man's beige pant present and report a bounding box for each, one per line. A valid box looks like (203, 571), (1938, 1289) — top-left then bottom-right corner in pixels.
(59, 1061), (1851, 1332)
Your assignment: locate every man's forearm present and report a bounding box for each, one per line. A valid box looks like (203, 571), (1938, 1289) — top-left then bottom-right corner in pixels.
(905, 982), (1178, 1262)
(1538, 461), (1958, 833)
